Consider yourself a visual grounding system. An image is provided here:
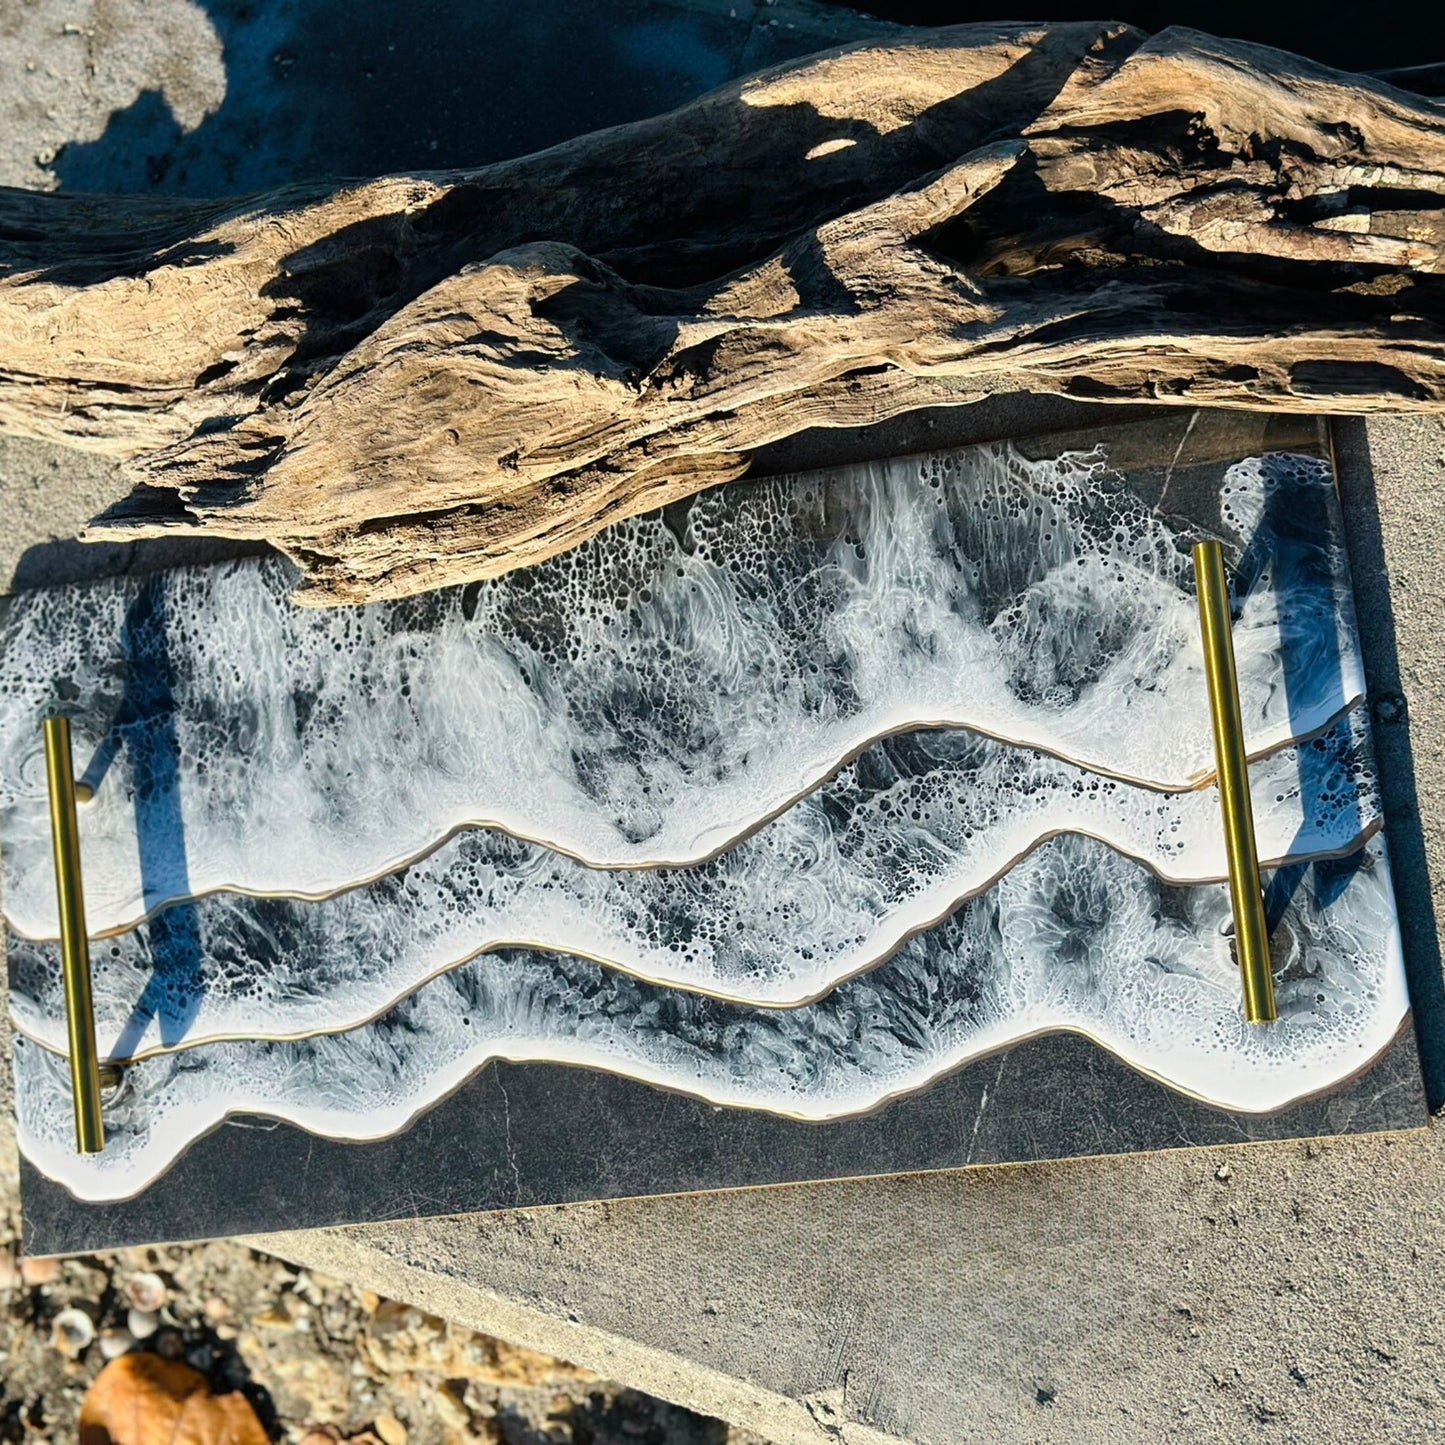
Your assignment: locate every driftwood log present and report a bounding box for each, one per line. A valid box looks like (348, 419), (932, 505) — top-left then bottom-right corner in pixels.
(3, 22), (1445, 603)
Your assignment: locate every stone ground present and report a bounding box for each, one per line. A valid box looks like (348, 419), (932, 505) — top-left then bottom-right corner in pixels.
(0, 1137), (763, 1444)
(0, 1197), (705, 1445)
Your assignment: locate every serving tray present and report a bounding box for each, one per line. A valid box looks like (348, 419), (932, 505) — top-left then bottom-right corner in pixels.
(2, 410), (1423, 1252)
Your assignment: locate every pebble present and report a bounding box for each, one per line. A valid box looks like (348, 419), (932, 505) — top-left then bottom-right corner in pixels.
(50, 1307), (96, 1358)
(373, 1411), (408, 1445)
(433, 1383), (470, 1432)
(127, 1308), (160, 1340)
(1215, 1161), (1233, 1181)
(293, 1270), (324, 1306)
(66, 1260), (109, 1294)
(19, 1256), (61, 1287)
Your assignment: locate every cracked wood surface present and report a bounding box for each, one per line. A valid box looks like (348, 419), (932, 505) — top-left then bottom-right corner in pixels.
(2, 22), (1444, 603)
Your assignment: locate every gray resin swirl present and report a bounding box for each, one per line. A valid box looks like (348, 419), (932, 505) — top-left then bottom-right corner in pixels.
(0, 444), (1363, 938)
(6, 709), (1382, 1056)
(13, 835), (1407, 1203)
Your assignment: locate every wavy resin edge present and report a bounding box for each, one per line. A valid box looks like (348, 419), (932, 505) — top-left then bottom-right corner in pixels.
(14, 834), (1408, 1204)
(8, 708), (1383, 1056)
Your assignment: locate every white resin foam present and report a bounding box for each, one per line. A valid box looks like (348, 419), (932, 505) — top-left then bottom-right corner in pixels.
(0, 446), (1364, 938)
(14, 835), (1407, 1203)
(7, 708), (1382, 1054)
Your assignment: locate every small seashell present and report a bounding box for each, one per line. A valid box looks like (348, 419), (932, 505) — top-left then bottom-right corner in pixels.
(127, 1307), (159, 1340)
(50, 1307), (96, 1357)
(123, 1270), (168, 1312)
(98, 1326), (133, 1361)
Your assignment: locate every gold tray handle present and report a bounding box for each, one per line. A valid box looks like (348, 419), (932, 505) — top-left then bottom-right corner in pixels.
(1193, 541), (1278, 1025)
(42, 716), (106, 1153)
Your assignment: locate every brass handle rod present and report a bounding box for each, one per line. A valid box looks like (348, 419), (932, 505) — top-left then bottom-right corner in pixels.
(1193, 541), (1277, 1024)
(42, 716), (105, 1153)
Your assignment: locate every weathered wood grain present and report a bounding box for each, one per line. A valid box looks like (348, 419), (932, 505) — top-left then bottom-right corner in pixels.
(2, 22), (1443, 602)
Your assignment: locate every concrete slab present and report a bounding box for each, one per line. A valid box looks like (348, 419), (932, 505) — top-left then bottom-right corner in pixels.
(258, 1124), (1445, 1445)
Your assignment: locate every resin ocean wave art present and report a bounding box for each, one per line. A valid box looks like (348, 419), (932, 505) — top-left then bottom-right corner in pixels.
(3, 417), (1414, 1244)
(7, 707), (1382, 1054)
(0, 443), (1363, 937)
(13, 835), (1408, 1203)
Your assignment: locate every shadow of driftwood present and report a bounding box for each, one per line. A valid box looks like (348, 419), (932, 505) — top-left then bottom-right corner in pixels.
(830, 0), (1444, 73)
(9, 535), (259, 596)
(39, 0), (1445, 206)
(49, 0), (880, 197)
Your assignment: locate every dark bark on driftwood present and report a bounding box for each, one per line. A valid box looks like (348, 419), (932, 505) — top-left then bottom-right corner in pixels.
(2, 23), (1444, 603)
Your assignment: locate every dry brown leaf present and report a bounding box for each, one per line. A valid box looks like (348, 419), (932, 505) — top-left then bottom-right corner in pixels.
(78, 1353), (269, 1445)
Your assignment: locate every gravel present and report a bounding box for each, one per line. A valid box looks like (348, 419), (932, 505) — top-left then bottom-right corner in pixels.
(0, 1141), (768, 1443)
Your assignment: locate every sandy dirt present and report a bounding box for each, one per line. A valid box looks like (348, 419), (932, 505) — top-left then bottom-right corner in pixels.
(0, 1131), (765, 1443)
